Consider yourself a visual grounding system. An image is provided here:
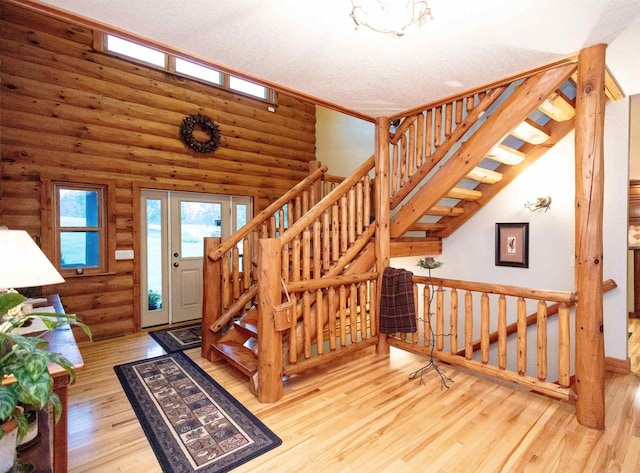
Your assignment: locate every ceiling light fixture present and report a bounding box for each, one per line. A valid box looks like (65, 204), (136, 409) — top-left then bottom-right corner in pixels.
(351, 0), (433, 37)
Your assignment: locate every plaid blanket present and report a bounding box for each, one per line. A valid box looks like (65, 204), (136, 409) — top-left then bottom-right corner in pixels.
(379, 266), (416, 334)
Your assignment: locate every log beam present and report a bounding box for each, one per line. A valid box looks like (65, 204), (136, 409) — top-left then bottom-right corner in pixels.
(574, 44), (607, 430)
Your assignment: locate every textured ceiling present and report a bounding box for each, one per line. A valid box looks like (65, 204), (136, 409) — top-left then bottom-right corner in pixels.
(36, 0), (640, 119)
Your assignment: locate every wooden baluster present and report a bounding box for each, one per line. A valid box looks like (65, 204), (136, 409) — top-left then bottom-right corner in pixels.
(292, 236), (301, 285)
(455, 99), (464, 125)
(309, 184), (317, 208)
(289, 294), (298, 364)
(313, 220), (321, 278)
(339, 285), (347, 347)
(400, 136), (407, 186)
(295, 195), (302, 222)
(369, 282), (377, 336)
(288, 199), (295, 228)
(481, 292), (489, 364)
(348, 188), (356, 244)
(537, 300), (548, 381)
(466, 94), (475, 114)
(303, 290), (311, 358)
(413, 284), (419, 344)
(359, 282), (368, 340)
(392, 144), (399, 194)
(464, 290), (473, 359)
(517, 297), (527, 376)
(416, 112), (424, 167)
(450, 288), (458, 354)
(434, 106), (442, 147)
(331, 202), (339, 262)
(425, 108), (433, 157)
(498, 294), (507, 369)
(302, 230), (311, 280)
(302, 190), (309, 215)
(322, 211), (330, 272)
(408, 122), (416, 177)
(243, 236), (251, 290)
(269, 215), (276, 238)
(363, 175), (371, 229)
(340, 194), (348, 254)
(260, 222), (268, 239)
(278, 207), (285, 236)
(349, 283), (358, 344)
(444, 102), (453, 138)
(222, 253), (231, 309)
(356, 181), (363, 237)
(316, 288), (324, 355)
(232, 246), (240, 301)
(436, 286), (445, 351)
(424, 285), (432, 348)
(558, 302), (570, 387)
(281, 243), (290, 285)
(328, 286), (337, 350)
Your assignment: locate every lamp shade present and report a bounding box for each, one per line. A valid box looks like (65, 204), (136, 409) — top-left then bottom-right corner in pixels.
(0, 229), (65, 290)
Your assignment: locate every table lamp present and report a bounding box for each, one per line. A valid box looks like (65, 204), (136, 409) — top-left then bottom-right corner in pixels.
(0, 229), (65, 292)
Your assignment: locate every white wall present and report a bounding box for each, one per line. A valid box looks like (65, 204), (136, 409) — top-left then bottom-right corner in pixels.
(315, 106), (374, 176)
(630, 94), (640, 179)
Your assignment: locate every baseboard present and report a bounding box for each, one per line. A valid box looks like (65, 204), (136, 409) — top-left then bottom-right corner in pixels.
(605, 356), (631, 374)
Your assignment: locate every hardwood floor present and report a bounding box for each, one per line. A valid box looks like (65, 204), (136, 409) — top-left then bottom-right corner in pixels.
(67, 320), (640, 472)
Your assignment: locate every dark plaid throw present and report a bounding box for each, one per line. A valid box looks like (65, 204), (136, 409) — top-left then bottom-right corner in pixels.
(380, 266), (416, 334)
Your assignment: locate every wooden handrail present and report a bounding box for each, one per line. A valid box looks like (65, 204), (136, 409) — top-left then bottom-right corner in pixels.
(413, 275), (577, 303)
(207, 164), (327, 261)
(457, 278), (617, 355)
(285, 272), (377, 293)
(280, 155), (375, 246)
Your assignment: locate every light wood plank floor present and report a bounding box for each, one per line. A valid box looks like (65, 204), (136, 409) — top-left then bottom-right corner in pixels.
(67, 319), (640, 473)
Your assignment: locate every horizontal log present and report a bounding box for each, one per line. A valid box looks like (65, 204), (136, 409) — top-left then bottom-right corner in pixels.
(390, 238), (442, 257)
(413, 275), (577, 303)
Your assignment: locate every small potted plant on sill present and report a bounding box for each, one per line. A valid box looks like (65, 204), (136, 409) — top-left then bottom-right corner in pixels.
(0, 290), (91, 472)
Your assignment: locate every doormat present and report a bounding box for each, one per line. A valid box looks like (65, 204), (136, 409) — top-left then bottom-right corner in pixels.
(150, 324), (202, 352)
(114, 352), (281, 473)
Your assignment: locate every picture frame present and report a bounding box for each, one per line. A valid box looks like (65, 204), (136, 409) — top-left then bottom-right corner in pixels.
(495, 222), (529, 268)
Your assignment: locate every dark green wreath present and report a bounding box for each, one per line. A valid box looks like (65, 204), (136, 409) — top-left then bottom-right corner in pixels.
(180, 113), (221, 153)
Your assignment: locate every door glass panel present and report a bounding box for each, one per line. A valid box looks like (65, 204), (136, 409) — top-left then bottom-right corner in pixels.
(146, 199), (163, 311)
(180, 202), (222, 258)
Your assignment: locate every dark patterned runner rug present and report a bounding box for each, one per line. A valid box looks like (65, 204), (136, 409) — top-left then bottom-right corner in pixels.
(114, 352), (281, 472)
(149, 323), (202, 352)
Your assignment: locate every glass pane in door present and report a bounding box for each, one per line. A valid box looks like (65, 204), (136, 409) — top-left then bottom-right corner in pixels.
(146, 199), (163, 311)
(180, 202), (222, 258)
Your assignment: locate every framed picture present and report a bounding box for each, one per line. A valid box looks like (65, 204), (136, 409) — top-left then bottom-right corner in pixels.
(495, 223), (529, 268)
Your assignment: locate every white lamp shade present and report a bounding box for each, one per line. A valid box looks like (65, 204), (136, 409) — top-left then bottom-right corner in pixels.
(0, 230), (65, 290)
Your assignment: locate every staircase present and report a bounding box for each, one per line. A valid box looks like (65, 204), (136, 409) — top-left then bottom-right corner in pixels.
(201, 58), (621, 401)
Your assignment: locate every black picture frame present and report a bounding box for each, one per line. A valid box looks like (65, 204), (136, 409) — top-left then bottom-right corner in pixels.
(495, 222), (529, 268)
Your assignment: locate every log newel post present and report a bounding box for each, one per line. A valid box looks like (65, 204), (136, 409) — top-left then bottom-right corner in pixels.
(375, 116), (391, 355)
(257, 238), (284, 402)
(202, 237), (222, 361)
(574, 43), (606, 430)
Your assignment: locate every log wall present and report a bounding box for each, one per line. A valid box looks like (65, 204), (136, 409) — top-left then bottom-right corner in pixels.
(0, 2), (317, 339)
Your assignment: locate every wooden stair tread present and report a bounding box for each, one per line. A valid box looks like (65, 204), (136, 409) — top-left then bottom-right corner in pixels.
(538, 89), (575, 122)
(408, 222), (447, 232)
(211, 339), (258, 377)
(511, 119), (550, 144)
(486, 144), (525, 166)
(425, 205), (464, 217)
(446, 187), (482, 201)
(466, 167), (503, 184)
(234, 317), (258, 338)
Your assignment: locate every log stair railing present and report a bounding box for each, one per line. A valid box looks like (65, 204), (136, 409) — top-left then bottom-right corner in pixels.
(388, 275), (581, 401)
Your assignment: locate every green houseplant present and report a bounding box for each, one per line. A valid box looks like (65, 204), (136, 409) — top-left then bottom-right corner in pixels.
(0, 291), (91, 440)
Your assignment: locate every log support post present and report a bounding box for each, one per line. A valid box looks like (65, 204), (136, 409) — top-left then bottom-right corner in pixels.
(257, 238), (284, 402)
(202, 237), (222, 361)
(574, 44), (607, 430)
(375, 116), (391, 355)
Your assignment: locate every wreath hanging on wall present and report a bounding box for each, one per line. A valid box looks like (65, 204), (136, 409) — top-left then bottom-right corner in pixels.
(180, 113), (221, 153)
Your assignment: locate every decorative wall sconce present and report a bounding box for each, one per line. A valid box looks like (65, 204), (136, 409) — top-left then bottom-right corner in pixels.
(525, 195), (552, 212)
(351, 0), (433, 36)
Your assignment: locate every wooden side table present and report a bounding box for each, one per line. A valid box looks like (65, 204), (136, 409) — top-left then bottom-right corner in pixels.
(17, 294), (84, 473)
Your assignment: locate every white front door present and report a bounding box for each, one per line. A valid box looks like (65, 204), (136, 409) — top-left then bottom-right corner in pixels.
(140, 190), (251, 328)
